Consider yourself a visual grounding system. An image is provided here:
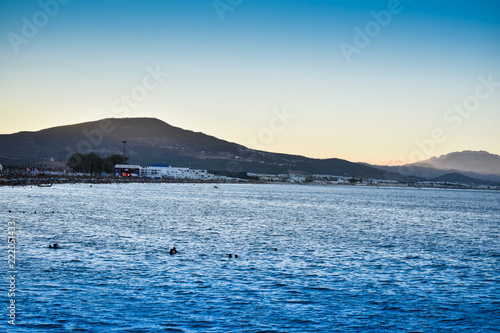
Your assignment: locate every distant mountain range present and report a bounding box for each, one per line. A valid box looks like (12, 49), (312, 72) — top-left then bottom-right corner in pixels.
(415, 150), (500, 176)
(1, 118), (498, 185)
(369, 151), (500, 183)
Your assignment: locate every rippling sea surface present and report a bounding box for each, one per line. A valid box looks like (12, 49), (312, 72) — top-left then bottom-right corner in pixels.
(1, 184), (499, 332)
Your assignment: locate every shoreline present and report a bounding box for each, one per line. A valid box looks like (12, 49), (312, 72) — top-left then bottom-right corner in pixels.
(0, 175), (256, 187)
(1, 175), (498, 191)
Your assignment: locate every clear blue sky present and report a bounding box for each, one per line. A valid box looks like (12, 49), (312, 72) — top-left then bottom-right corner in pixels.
(1, 0), (499, 164)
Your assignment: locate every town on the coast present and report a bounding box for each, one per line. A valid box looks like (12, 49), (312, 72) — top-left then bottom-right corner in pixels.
(0, 162), (498, 190)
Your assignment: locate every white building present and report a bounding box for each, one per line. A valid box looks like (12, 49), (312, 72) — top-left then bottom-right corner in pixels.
(141, 165), (216, 180)
(247, 173), (283, 181)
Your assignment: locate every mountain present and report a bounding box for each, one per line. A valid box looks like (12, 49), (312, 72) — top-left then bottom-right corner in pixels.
(370, 164), (500, 183)
(0, 117), (404, 179)
(366, 151), (500, 183)
(414, 151), (500, 176)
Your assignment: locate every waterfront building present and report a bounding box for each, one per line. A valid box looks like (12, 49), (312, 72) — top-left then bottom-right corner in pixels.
(114, 164), (142, 177)
(115, 163), (216, 180)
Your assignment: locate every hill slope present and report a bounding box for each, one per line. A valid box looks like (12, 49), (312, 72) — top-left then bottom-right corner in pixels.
(431, 172), (500, 186)
(0, 117), (403, 179)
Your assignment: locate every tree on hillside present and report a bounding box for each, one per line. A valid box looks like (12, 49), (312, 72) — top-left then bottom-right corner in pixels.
(104, 154), (129, 173)
(67, 153), (129, 174)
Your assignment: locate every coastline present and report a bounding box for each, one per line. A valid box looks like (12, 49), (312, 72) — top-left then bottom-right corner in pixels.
(1, 175), (498, 191)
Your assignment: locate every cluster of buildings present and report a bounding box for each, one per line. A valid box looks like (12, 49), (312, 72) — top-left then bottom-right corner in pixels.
(114, 164), (221, 181)
(247, 172), (307, 183)
(245, 172), (500, 190)
(248, 173), (402, 185)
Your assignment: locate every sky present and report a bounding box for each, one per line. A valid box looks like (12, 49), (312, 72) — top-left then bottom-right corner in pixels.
(1, 0), (499, 165)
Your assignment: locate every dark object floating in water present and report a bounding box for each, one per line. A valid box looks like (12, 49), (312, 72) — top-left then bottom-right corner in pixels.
(235, 254), (238, 258)
(37, 184), (52, 187)
(169, 247), (178, 255)
(49, 243), (58, 249)
(214, 185), (218, 189)
(274, 248), (278, 251)
(8, 210), (11, 213)
(228, 254), (232, 258)
(34, 211), (36, 214)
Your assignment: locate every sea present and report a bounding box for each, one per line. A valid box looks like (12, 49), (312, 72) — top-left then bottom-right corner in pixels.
(1, 183), (499, 332)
